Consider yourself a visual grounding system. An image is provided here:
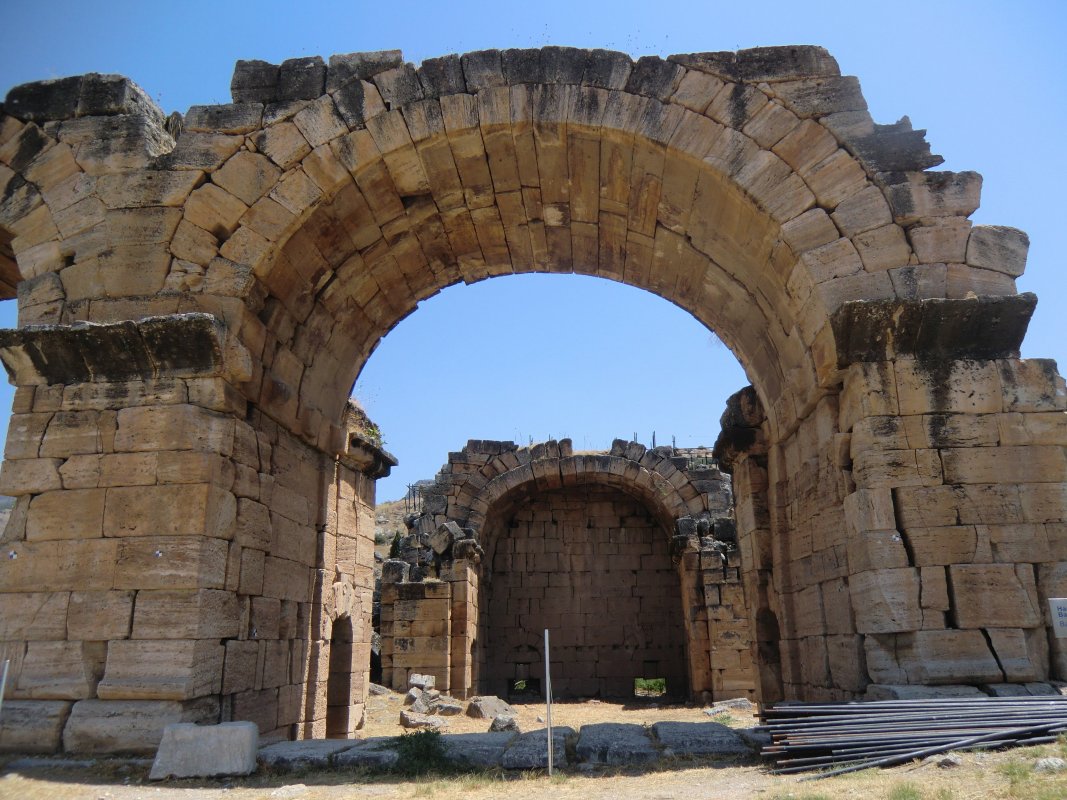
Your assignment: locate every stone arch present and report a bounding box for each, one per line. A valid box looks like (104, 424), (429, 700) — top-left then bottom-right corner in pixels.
(0, 46), (1062, 754)
(379, 439), (745, 700)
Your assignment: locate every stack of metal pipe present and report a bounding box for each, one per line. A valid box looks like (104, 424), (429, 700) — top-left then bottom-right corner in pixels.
(759, 695), (1067, 780)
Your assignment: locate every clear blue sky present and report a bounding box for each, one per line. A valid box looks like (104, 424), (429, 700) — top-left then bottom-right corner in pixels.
(2, 1), (1064, 500)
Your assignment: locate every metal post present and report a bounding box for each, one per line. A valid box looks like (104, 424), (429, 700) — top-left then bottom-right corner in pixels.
(0, 659), (9, 719)
(544, 628), (553, 776)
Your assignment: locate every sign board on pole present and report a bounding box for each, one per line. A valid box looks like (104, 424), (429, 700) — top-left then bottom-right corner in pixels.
(1049, 598), (1067, 638)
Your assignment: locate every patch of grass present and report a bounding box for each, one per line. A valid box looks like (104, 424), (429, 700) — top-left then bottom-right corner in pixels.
(934, 788), (956, 800)
(708, 711), (734, 725)
(886, 782), (922, 800)
(997, 758), (1033, 789)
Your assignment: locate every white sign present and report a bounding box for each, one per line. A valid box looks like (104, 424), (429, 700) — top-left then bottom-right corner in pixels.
(1049, 598), (1067, 639)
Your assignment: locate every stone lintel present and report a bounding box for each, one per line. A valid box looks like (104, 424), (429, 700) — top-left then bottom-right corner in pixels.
(831, 293), (1037, 366)
(0, 313), (227, 386)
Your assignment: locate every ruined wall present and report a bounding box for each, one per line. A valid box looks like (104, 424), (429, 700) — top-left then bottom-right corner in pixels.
(483, 485), (687, 699)
(379, 439), (751, 701)
(0, 330), (387, 752)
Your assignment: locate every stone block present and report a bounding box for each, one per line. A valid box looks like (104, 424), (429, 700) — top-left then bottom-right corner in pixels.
(63, 698), (213, 754)
(949, 564), (1041, 629)
(0, 699), (71, 753)
(97, 639), (224, 700)
(104, 483), (236, 539)
(884, 171), (983, 225)
(0, 539), (117, 592)
(967, 225), (1029, 277)
(986, 628), (1047, 683)
(15, 641), (105, 700)
(898, 629), (1003, 684)
(942, 446), (1066, 485)
(68, 591), (134, 640)
(149, 721), (259, 779)
(26, 488), (105, 541)
(849, 568), (921, 633)
(132, 589), (240, 639)
(0, 591), (69, 640)
(114, 536), (229, 590)
(114, 404), (234, 456)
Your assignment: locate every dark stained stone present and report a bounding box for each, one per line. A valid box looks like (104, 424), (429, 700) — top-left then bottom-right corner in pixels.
(830, 294), (1037, 366)
(230, 60), (279, 104)
(277, 57), (326, 101)
(669, 46), (840, 82)
(582, 49), (632, 90)
(848, 117), (944, 173)
(624, 56), (685, 101)
(0, 313), (226, 385)
(327, 50), (403, 92)
(183, 103), (263, 134)
(540, 46), (589, 84)
(461, 50), (505, 91)
(773, 76), (867, 118)
(501, 48), (541, 85)
(417, 55), (466, 98)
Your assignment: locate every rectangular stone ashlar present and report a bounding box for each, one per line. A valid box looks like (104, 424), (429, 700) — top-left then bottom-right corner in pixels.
(15, 641), (106, 699)
(131, 589), (241, 639)
(0, 700), (71, 753)
(96, 639), (224, 700)
(949, 564), (1042, 629)
(103, 483), (236, 539)
(62, 698), (216, 754)
(849, 568), (921, 633)
(898, 630), (1003, 685)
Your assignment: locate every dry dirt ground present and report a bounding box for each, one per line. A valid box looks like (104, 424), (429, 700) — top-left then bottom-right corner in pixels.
(3, 694), (1067, 800)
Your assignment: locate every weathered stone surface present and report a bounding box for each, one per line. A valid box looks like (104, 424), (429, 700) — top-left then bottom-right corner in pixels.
(442, 731), (517, 767)
(258, 738), (355, 769)
(576, 722), (658, 765)
(669, 46), (840, 82)
(967, 225), (1029, 277)
(400, 710), (446, 729)
(500, 726), (573, 769)
(0, 700), (71, 753)
(0, 314), (227, 385)
(831, 295), (1036, 365)
(63, 699), (211, 754)
(651, 721), (750, 756)
(149, 721), (258, 779)
(333, 738), (400, 769)
(466, 695), (515, 719)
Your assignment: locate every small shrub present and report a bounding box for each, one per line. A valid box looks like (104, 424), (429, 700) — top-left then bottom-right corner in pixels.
(393, 729), (451, 777)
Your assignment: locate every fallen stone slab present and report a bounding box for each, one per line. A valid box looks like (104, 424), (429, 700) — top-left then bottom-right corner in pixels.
(149, 721), (258, 780)
(368, 683), (392, 696)
(442, 731), (518, 768)
(400, 710), (446, 729)
(433, 699), (464, 716)
(575, 723), (657, 765)
(652, 721), (750, 757)
(466, 695), (514, 719)
(501, 726), (573, 769)
(258, 739), (358, 770)
(409, 673), (436, 691)
(333, 738), (399, 770)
